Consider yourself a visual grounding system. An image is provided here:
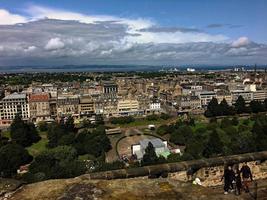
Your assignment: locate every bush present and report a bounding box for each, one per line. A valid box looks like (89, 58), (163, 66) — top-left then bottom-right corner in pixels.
(146, 114), (159, 121)
(160, 113), (171, 120)
(110, 116), (135, 124)
(38, 121), (48, 132)
(156, 125), (169, 136)
(0, 144), (33, 177)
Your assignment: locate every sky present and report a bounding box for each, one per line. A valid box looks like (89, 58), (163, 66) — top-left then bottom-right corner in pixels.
(0, 0), (267, 66)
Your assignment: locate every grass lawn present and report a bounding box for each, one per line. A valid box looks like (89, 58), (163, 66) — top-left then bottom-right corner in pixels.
(1, 130), (11, 138)
(26, 131), (48, 157)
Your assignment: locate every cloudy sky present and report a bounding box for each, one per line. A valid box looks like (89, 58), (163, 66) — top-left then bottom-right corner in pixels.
(0, 0), (267, 67)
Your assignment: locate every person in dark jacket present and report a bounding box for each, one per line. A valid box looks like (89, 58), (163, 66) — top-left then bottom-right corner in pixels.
(221, 165), (235, 194)
(234, 168), (242, 195)
(240, 162), (253, 193)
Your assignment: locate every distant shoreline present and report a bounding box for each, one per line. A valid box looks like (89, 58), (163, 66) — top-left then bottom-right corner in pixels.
(0, 65), (266, 73)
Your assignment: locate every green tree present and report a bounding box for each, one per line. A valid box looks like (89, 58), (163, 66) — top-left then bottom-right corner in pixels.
(252, 120), (267, 151)
(0, 144), (32, 177)
(10, 115), (40, 147)
(29, 146), (85, 180)
(37, 121), (48, 132)
(219, 99), (233, 116)
(65, 116), (75, 132)
(156, 125), (169, 136)
(142, 142), (158, 166)
(74, 126), (111, 157)
(170, 125), (193, 145)
(47, 122), (65, 148)
(235, 96), (246, 114)
(250, 100), (264, 113)
(204, 98), (219, 117)
(203, 130), (223, 158)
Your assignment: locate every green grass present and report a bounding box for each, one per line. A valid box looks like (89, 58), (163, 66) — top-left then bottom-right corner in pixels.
(2, 130), (10, 138)
(26, 131), (48, 157)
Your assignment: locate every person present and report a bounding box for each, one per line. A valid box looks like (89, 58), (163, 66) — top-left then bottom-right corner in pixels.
(221, 165), (235, 194)
(240, 162), (253, 193)
(234, 168), (242, 195)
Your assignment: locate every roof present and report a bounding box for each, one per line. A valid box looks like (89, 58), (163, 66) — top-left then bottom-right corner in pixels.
(140, 138), (165, 149)
(29, 93), (49, 102)
(3, 92), (26, 100)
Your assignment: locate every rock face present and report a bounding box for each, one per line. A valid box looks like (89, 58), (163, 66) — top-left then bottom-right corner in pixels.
(2, 177), (267, 200)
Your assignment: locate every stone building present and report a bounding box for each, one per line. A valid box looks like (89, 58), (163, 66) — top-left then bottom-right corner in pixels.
(57, 95), (79, 118)
(29, 93), (51, 122)
(0, 93), (29, 126)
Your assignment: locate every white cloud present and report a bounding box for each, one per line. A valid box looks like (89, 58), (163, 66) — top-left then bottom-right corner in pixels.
(124, 31), (228, 44)
(231, 37), (250, 48)
(24, 5), (226, 44)
(0, 5), (266, 65)
(0, 9), (27, 25)
(24, 46), (37, 52)
(45, 38), (65, 50)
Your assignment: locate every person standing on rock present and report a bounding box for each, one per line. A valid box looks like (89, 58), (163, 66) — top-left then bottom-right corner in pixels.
(234, 168), (242, 195)
(240, 162), (253, 193)
(221, 165), (235, 194)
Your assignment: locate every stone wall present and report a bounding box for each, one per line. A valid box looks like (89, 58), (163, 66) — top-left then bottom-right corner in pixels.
(169, 160), (267, 187)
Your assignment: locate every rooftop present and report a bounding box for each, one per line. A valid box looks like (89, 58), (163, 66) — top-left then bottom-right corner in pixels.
(3, 92), (26, 100)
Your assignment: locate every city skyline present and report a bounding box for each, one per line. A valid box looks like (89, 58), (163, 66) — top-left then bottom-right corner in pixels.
(0, 0), (267, 66)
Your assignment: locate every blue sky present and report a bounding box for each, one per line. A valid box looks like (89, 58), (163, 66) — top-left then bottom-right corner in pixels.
(0, 0), (266, 66)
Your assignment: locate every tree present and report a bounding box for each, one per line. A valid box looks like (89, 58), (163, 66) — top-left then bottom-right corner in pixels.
(204, 98), (219, 117)
(219, 99), (233, 116)
(146, 114), (159, 121)
(0, 144), (32, 177)
(74, 126), (111, 157)
(252, 120), (267, 151)
(10, 115), (40, 147)
(235, 96), (246, 114)
(37, 121), (48, 132)
(203, 130), (223, 158)
(250, 100), (264, 113)
(264, 99), (267, 111)
(29, 146), (85, 180)
(160, 113), (171, 120)
(64, 116), (75, 132)
(231, 116), (239, 126)
(156, 125), (169, 136)
(170, 125), (193, 145)
(142, 142), (158, 166)
(47, 122), (65, 148)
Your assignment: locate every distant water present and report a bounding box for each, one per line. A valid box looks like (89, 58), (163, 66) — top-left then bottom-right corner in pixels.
(0, 65), (265, 73)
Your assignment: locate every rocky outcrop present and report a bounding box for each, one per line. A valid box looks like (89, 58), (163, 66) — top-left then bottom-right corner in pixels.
(2, 177), (267, 200)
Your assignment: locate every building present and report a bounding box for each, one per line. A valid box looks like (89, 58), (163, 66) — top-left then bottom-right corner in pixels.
(197, 91), (217, 107)
(148, 100), (161, 113)
(179, 96), (201, 110)
(253, 90), (267, 101)
(117, 99), (142, 116)
(29, 93), (51, 122)
(102, 81), (118, 94)
(78, 95), (95, 116)
(57, 95), (79, 118)
(231, 90), (253, 103)
(132, 138), (170, 160)
(216, 94), (233, 105)
(0, 93), (29, 126)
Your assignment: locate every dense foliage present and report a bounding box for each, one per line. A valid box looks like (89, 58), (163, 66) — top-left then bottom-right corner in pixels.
(205, 96), (267, 117)
(10, 115), (41, 147)
(25, 146), (86, 182)
(0, 144), (33, 177)
(110, 116), (135, 124)
(47, 117), (111, 158)
(154, 114), (267, 162)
